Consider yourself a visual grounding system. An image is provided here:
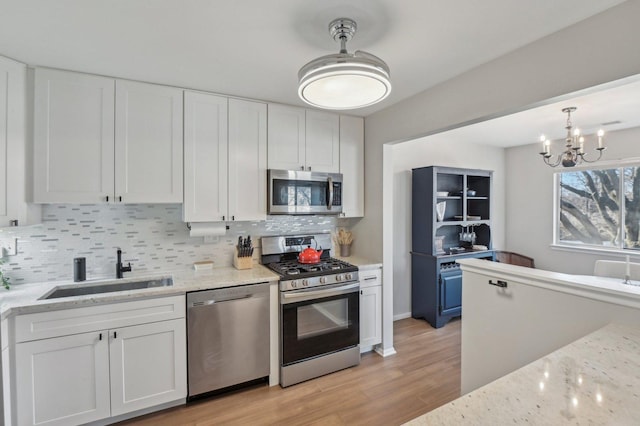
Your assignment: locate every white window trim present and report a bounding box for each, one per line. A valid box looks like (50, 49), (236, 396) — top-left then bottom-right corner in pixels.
(550, 243), (640, 260)
(552, 157), (640, 252)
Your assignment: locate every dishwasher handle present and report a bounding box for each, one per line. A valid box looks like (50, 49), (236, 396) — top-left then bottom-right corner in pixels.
(189, 294), (252, 308)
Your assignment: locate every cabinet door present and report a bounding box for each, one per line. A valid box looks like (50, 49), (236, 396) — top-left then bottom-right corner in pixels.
(34, 68), (115, 203)
(360, 286), (382, 348)
(0, 56), (27, 227)
(305, 110), (339, 173)
(15, 331), (110, 426)
(228, 98), (267, 221)
(339, 115), (364, 217)
(115, 80), (183, 203)
(267, 104), (305, 171)
(440, 270), (462, 316)
(109, 319), (187, 416)
(183, 91), (228, 221)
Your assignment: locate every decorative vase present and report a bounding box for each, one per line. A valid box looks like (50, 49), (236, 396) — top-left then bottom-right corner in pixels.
(340, 244), (351, 257)
(436, 201), (446, 222)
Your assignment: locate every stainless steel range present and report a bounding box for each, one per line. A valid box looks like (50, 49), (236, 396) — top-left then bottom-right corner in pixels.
(262, 233), (360, 387)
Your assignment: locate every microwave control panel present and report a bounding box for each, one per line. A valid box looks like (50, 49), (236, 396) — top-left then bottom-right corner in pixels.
(332, 183), (342, 206)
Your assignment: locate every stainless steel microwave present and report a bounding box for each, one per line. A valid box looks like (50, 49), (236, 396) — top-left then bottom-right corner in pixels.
(267, 169), (343, 215)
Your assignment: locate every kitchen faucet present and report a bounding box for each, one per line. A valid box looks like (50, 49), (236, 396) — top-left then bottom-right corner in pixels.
(116, 248), (132, 278)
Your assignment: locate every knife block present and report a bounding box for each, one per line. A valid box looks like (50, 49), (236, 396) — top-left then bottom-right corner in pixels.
(233, 250), (253, 270)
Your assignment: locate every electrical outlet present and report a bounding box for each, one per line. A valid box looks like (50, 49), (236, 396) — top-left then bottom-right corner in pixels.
(1, 238), (18, 256)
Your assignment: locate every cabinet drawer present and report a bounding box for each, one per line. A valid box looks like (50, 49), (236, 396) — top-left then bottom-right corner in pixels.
(15, 295), (185, 343)
(359, 268), (382, 288)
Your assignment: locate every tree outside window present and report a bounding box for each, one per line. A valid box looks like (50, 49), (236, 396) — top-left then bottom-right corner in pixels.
(557, 166), (640, 250)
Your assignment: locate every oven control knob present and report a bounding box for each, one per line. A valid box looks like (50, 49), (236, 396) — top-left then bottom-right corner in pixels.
(291, 280), (298, 288)
(336, 274), (343, 282)
(319, 277), (326, 284)
(345, 273), (353, 280)
(302, 279), (309, 287)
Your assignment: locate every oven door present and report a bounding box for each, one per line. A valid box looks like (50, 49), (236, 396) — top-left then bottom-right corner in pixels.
(268, 169), (343, 215)
(280, 282), (359, 366)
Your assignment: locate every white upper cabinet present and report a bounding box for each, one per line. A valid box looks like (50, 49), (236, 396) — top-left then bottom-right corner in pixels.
(183, 91), (228, 222)
(115, 80), (183, 203)
(0, 56), (39, 227)
(183, 93), (267, 222)
(339, 115), (364, 217)
(228, 98), (267, 221)
(267, 104), (306, 171)
(305, 110), (340, 173)
(34, 68), (115, 203)
(33, 69), (183, 204)
(267, 104), (340, 173)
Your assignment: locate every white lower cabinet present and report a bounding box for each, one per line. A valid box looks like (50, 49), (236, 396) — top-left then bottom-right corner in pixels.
(110, 319), (186, 416)
(16, 331), (111, 426)
(359, 267), (382, 350)
(7, 296), (186, 426)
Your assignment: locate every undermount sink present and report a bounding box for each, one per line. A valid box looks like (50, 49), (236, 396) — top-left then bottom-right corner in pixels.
(39, 277), (174, 300)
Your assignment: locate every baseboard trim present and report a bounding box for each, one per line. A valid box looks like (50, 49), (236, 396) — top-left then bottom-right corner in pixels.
(393, 312), (411, 321)
(375, 346), (397, 357)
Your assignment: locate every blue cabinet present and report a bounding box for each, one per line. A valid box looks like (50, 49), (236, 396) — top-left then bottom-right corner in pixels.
(411, 166), (494, 328)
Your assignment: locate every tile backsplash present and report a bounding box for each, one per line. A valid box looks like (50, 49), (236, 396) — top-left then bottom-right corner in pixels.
(0, 204), (341, 285)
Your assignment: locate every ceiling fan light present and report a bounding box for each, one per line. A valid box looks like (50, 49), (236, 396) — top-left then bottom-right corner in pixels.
(297, 18), (391, 110)
(298, 62), (391, 110)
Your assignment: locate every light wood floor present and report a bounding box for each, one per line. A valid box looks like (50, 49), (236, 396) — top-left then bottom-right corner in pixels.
(118, 318), (461, 426)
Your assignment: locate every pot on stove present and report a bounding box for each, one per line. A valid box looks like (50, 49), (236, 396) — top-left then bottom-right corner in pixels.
(298, 245), (323, 264)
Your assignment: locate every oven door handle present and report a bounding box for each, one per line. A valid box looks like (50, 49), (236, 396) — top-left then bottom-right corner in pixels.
(282, 283), (359, 304)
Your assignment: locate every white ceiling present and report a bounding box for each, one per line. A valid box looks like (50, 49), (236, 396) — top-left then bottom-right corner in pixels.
(0, 0), (626, 116)
(422, 76), (640, 148)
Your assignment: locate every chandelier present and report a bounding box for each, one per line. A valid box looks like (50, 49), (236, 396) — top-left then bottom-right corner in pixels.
(539, 107), (605, 167)
(297, 18), (391, 110)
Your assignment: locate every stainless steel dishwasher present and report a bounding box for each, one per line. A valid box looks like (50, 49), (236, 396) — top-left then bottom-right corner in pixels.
(187, 282), (270, 398)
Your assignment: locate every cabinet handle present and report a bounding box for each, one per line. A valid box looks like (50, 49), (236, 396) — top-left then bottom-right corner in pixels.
(488, 279), (508, 288)
(105, 195), (109, 202)
(9, 219), (18, 226)
(222, 215), (225, 221)
(119, 196), (122, 202)
(300, 166), (304, 170)
(364, 277), (377, 281)
(113, 331), (117, 339)
(99, 333), (102, 341)
(360, 290), (363, 295)
(232, 215), (235, 221)
(308, 166), (311, 171)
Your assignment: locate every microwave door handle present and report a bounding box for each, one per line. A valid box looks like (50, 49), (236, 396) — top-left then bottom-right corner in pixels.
(327, 176), (334, 210)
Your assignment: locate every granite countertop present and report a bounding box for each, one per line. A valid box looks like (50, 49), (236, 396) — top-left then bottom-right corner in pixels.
(0, 265), (280, 319)
(334, 255), (382, 270)
(405, 323), (640, 425)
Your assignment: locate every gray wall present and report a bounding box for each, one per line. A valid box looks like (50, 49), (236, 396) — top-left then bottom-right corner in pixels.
(505, 126), (640, 275)
(354, 1), (640, 264)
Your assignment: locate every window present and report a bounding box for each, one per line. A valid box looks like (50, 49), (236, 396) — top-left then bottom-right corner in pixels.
(556, 165), (640, 250)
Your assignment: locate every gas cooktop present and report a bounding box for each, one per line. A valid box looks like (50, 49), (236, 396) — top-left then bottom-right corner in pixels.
(266, 257), (357, 279)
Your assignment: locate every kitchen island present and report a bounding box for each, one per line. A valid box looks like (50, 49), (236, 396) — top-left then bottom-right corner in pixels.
(406, 322), (640, 425)
(456, 259), (640, 395)
(404, 259), (640, 424)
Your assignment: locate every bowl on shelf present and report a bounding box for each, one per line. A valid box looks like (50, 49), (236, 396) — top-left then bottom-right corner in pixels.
(436, 191), (449, 197)
(467, 190), (477, 196)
